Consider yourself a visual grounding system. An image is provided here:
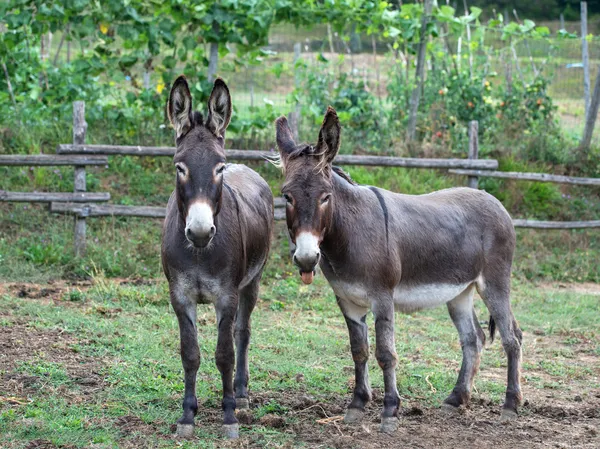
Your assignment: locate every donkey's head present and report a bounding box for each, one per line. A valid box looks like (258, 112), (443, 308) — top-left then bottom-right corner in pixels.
(275, 107), (341, 284)
(167, 75), (232, 249)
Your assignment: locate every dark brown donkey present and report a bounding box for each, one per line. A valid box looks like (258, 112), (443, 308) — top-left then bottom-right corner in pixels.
(275, 107), (522, 433)
(162, 76), (273, 439)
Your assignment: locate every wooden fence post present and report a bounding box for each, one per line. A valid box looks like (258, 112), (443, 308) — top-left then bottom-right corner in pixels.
(407, 0), (433, 142)
(73, 101), (87, 256)
(467, 120), (479, 189)
(582, 2), (590, 119)
(580, 66), (600, 152)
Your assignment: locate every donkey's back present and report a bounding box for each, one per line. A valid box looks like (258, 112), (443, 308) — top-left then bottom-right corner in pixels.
(388, 186), (515, 280)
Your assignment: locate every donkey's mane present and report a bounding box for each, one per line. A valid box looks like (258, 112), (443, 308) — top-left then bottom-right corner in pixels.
(332, 166), (357, 185)
(288, 143), (321, 160)
(272, 142), (356, 186)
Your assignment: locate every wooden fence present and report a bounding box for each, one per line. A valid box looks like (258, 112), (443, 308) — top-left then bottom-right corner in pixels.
(1, 103), (599, 256)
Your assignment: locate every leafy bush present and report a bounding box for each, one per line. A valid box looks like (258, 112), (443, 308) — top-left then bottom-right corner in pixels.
(293, 56), (392, 152)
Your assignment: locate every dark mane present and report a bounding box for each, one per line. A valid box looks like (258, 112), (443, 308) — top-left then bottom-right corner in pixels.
(287, 143), (319, 160)
(332, 166), (357, 185)
(284, 142), (356, 185)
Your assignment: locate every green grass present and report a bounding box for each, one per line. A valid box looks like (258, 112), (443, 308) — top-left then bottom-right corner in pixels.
(0, 277), (598, 448)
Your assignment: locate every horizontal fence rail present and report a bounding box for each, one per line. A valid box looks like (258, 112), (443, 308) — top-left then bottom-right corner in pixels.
(1, 191), (110, 202)
(49, 202), (599, 229)
(450, 169), (600, 186)
(0, 154), (108, 166)
(57, 145), (499, 170)
(512, 219), (600, 229)
(50, 203), (166, 218)
(50, 202), (287, 221)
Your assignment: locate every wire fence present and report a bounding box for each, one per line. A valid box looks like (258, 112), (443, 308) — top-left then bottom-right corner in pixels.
(223, 23), (600, 141)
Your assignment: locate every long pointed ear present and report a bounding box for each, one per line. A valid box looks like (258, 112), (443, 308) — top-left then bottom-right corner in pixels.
(167, 75), (193, 139)
(275, 116), (296, 160)
(316, 106), (341, 164)
(206, 78), (232, 138)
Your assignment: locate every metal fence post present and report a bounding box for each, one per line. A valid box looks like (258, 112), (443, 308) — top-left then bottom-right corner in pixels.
(582, 2), (590, 119)
(73, 101), (87, 256)
(580, 66), (600, 152)
(467, 120), (479, 189)
(288, 42), (302, 142)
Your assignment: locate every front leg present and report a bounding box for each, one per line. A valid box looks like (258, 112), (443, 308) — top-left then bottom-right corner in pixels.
(234, 277), (260, 409)
(373, 299), (400, 433)
(215, 294), (239, 438)
(337, 297), (371, 424)
(170, 287), (200, 439)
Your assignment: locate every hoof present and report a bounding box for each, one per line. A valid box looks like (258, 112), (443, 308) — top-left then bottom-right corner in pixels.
(236, 397), (250, 410)
(379, 417), (398, 434)
(500, 408), (518, 422)
(176, 423), (195, 439)
(223, 423), (239, 439)
(344, 408), (365, 424)
(440, 403), (461, 415)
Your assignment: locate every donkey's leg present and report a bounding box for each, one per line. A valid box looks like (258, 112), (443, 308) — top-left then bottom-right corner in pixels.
(171, 287), (199, 438)
(337, 297), (371, 424)
(234, 277), (260, 410)
(442, 285), (485, 412)
(478, 273), (523, 421)
(215, 294), (240, 438)
(373, 299), (400, 433)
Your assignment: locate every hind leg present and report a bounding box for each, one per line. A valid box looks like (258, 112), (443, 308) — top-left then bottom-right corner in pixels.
(234, 276), (260, 410)
(443, 285), (485, 412)
(478, 275), (523, 420)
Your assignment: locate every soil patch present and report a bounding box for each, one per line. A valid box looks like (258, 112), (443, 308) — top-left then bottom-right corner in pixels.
(0, 321), (106, 400)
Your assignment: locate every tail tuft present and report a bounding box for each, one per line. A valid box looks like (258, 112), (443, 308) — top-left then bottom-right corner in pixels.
(488, 315), (496, 343)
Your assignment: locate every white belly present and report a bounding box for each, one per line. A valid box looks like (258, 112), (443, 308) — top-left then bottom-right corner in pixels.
(393, 282), (472, 313)
(331, 280), (474, 314)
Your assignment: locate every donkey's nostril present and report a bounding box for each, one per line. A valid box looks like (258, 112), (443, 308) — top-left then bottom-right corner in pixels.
(209, 225), (216, 238)
(185, 228), (192, 239)
(293, 254), (299, 265)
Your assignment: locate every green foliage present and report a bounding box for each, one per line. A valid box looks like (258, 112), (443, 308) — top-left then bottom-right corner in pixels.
(293, 56), (389, 151)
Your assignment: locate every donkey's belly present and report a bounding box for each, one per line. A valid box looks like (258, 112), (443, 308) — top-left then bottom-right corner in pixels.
(393, 282), (473, 313)
(329, 277), (475, 314)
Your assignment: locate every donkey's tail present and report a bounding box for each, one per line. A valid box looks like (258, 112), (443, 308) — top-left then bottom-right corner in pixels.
(488, 315), (496, 343)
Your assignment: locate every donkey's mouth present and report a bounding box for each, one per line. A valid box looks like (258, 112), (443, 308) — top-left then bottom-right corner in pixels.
(300, 270), (316, 285)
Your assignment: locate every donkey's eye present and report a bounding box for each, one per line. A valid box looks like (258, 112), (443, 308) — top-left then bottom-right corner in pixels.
(283, 194), (293, 204)
(176, 164), (186, 176)
(321, 194), (332, 205)
(216, 164), (226, 175)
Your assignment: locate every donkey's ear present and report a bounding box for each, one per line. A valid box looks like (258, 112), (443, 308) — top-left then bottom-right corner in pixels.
(167, 75), (193, 139)
(275, 116), (296, 158)
(316, 106), (341, 164)
(206, 78), (232, 138)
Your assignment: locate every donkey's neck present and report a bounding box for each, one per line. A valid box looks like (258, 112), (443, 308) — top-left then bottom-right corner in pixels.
(320, 170), (360, 265)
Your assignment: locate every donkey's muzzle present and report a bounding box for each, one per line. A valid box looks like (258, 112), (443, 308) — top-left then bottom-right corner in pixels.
(185, 225), (216, 248)
(293, 252), (320, 274)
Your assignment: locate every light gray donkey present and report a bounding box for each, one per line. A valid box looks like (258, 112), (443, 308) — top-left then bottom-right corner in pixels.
(162, 76), (273, 439)
(275, 107), (522, 433)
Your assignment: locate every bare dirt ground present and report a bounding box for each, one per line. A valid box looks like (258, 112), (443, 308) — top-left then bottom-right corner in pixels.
(1, 281), (599, 448)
